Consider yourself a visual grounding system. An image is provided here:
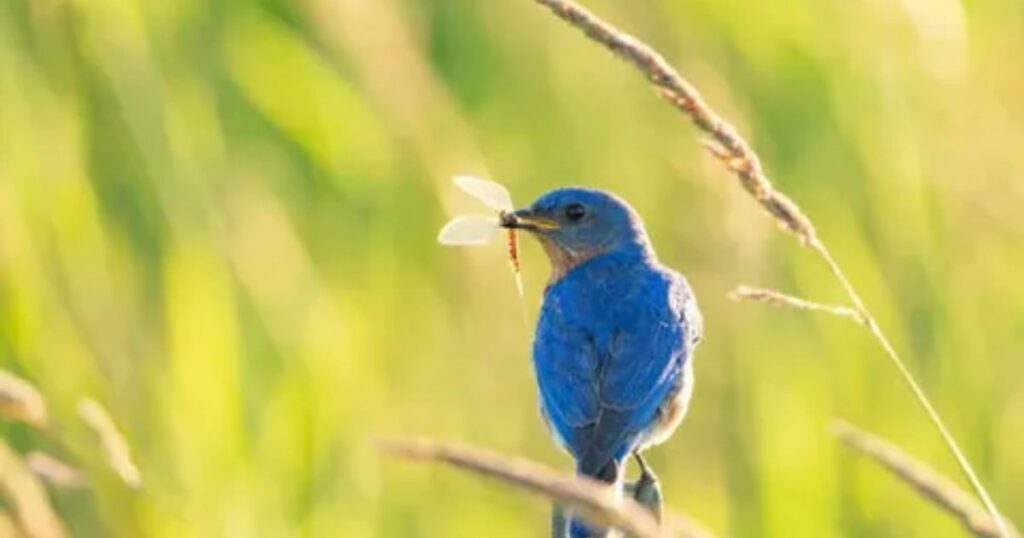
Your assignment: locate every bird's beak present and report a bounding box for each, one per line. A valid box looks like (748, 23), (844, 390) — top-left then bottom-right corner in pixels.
(500, 208), (560, 232)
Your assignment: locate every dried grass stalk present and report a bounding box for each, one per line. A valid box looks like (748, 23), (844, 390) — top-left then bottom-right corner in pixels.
(78, 399), (141, 488)
(25, 452), (87, 490)
(729, 285), (864, 324)
(0, 440), (67, 538)
(832, 421), (1018, 538)
(534, 0), (816, 244)
(529, 1), (1010, 535)
(377, 437), (715, 538)
(0, 370), (48, 427)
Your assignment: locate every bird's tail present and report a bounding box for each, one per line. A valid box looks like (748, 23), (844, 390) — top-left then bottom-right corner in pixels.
(567, 460), (623, 538)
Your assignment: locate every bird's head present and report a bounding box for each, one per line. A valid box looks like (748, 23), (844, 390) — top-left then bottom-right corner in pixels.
(501, 187), (652, 281)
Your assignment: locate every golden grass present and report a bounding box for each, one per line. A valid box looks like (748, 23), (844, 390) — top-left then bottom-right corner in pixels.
(78, 399), (142, 489)
(0, 370), (48, 428)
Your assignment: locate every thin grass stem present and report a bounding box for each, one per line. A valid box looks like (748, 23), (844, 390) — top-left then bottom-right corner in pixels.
(832, 420), (1018, 538)
(529, 1), (1011, 535)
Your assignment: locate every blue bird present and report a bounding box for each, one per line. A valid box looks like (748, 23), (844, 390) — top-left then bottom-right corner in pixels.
(501, 187), (702, 538)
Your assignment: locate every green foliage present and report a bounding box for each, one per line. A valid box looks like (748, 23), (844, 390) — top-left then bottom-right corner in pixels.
(1, 0), (1023, 535)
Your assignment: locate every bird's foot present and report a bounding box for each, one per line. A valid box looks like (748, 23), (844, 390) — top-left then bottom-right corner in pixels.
(551, 503), (569, 538)
(625, 453), (663, 522)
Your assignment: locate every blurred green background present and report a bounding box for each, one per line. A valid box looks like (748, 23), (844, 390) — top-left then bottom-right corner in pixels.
(2, 0), (1023, 536)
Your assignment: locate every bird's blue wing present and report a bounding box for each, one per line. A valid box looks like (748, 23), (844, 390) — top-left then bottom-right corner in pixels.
(534, 293), (601, 445)
(535, 267), (698, 476)
(577, 280), (691, 475)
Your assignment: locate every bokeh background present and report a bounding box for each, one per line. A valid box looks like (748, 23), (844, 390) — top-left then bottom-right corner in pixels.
(2, 0), (1023, 536)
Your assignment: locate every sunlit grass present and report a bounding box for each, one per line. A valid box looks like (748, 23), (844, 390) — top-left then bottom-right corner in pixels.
(1, 0), (1023, 535)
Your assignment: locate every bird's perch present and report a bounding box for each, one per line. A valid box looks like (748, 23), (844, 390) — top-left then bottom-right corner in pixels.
(377, 437), (715, 538)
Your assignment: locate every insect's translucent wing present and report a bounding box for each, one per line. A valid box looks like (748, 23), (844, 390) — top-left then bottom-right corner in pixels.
(438, 215), (501, 246)
(453, 175), (513, 211)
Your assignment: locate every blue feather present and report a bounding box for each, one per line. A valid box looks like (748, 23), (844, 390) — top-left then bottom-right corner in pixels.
(535, 251), (695, 476)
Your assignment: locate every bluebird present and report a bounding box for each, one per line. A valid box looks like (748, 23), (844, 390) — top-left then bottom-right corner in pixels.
(501, 187), (702, 538)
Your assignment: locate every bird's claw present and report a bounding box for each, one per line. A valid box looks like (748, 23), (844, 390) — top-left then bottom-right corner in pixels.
(553, 455), (663, 537)
(552, 504), (569, 538)
(626, 453), (663, 521)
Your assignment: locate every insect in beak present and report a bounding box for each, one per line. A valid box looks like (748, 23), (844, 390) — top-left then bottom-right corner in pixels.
(500, 209), (560, 232)
(437, 175), (527, 298)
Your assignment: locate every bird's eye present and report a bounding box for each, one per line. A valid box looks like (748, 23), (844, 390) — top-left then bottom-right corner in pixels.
(565, 203), (586, 221)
